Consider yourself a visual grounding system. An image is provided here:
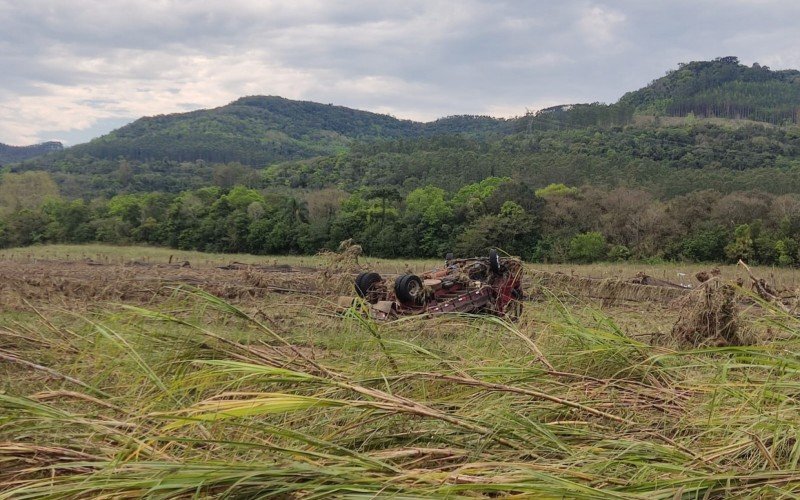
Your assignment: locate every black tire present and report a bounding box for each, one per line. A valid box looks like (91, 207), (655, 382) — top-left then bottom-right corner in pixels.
(355, 272), (382, 299)
(394, 274), (423, 304)
(355, 272), (368, 292)
(488, 249), (502, 274)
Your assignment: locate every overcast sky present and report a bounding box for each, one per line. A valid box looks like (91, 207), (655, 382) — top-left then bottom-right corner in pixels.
(1, 0), (799, 146)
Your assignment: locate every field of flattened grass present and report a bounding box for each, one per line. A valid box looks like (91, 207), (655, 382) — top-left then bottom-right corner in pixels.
(1, 245), (800, 498)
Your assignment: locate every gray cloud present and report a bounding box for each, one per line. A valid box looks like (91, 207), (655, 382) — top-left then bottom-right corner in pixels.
(1, 0), (799, 145)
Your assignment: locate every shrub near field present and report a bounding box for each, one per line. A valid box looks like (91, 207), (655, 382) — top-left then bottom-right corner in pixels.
(1, 250), (800, 497)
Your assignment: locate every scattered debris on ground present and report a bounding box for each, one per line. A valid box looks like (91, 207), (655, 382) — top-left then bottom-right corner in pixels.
(667, 277), (754, 347)
(695, 268), (720, 284)
(629, 272), (689, 289)
(530, 270), (691, 304)
(738, 259), (794, 314)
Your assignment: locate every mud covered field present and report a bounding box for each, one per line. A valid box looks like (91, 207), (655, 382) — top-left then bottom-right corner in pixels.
(2, 246), (800, 498)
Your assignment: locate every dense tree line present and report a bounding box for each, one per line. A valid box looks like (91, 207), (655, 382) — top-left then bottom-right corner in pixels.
(265, 122), (800, 196)
(11, 120), (800, 201)
(4, 172), (800, 266)
(55, 97), (515, 167)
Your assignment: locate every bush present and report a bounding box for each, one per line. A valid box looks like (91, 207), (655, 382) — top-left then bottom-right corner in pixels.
(681, 228), (728, 262)
(608, 244), (631, 261)
(568, 232), (607, 263)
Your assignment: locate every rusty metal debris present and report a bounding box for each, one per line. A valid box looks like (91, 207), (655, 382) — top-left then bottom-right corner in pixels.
(339, 250), (525, 320)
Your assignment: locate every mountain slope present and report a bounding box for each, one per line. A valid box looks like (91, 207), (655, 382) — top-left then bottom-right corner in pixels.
(21, 57), (800, 172)
(0, 141), (63, 164)
(620, 56), (800, 124)
(7, 57), (800, 200)
(66, 96), (512, 166)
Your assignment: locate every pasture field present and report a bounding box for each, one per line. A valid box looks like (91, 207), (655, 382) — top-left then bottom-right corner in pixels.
(1, 244), (799, 498)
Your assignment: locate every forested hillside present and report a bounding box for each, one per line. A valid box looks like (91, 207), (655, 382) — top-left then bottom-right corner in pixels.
(3, 58), (800, 264)
(0, 141), (62, 165)
(58, 96), (512, 166)
(620, 56), (800, 124)
(266, 123), (800, 195)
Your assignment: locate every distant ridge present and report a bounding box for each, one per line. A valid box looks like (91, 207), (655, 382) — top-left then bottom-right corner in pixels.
(13, 58), (800, 170)
(65, 95), (513, 166)
(0, 141), (63, 164)
(6, 57), (800, 200)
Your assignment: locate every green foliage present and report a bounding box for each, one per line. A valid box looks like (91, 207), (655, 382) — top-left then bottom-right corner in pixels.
(776, 238), (798, 266)
(14, 97), (512, 173)
(455, 200), (539, 258)
(523, 102), (635, 131)
(568, 232), (607, 263)
(405, 186), (452, 225)
(535, 183), (578, 198)
(608, 244), (631, 261)
(0, 209), (49, 247)
(680, 228), (729, 262)
(0, 171), (60, 216)
(725, 224), (754, 262)
(2, 178), (800, 266)
(263, 122), (800, 198)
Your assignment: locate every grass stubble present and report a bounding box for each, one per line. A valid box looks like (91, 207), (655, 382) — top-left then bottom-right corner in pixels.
(0, 266), (799, 497)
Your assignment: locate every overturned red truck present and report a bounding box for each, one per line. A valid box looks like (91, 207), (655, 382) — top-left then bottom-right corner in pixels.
(339, 250), (524, 320)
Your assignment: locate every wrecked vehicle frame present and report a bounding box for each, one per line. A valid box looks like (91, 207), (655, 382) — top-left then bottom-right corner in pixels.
(339, 250), (525, 320)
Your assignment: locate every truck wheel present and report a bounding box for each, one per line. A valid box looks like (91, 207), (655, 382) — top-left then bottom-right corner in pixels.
(394, 274), (423, 304)
(355, 272), (382, 302)
(489, 249), (502, 274)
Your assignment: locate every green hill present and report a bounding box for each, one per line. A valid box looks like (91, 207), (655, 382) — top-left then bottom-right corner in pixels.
(0, 141), (63, 165)
(620, 56), (800, 124)
(64, 96), (511, 166)
(7, 57), (800, 200)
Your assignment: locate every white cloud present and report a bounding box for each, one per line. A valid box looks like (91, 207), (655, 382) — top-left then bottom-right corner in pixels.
(0, 0), (799, 145)
(0, 48), (327, 144)
(576, 5), (627, 49)
(495, 53), (572, 70)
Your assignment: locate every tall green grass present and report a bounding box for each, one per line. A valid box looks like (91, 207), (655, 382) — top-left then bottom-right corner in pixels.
(1, 289), (799, 498)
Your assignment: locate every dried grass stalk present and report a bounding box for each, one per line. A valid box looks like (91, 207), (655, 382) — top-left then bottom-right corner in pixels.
(669, 278), (754, 347)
